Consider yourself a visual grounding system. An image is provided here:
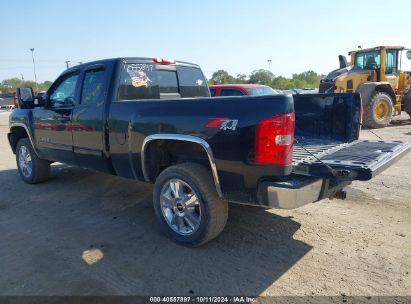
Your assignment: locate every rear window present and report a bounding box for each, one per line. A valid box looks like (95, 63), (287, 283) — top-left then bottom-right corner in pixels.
(177, 66), (210, 98)
(157, 70), (178, 94)
(117, 62), (210, 100)
(118, 63), (159, 100)
(221, 88), (244, 96)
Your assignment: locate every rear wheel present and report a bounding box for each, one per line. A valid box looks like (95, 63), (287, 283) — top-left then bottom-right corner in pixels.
(363, 92), (393, 129)
(16, 138), (50, 184)
(153, 163), (228, 247)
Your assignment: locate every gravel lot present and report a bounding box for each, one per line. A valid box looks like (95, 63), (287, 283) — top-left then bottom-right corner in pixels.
(0, 111), (410, 296)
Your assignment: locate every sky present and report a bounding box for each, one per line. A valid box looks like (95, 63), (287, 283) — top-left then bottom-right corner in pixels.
(1, 0), (410, 82)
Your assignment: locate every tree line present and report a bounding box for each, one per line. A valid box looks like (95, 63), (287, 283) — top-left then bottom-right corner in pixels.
(0, 78), (53, 94)
(0, 69), (324, 94)
(208, 69), (324, 90)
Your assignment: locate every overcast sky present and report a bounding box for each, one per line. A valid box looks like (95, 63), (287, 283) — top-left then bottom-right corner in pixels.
(1, 0), (410, 82)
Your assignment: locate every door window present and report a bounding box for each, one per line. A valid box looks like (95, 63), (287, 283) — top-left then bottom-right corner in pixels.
(81, 69), (106, 105)
(386, 49), (398, 75)
(49, 73), (79, 107)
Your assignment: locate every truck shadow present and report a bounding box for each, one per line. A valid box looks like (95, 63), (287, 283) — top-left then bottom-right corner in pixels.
(388, 118), (411, 128)
(0, 164), (312, 296)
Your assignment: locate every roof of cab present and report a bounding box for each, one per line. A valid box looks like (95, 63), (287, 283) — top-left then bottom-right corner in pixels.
(348, 46), (405, 55)
(64, 57), (200, 75)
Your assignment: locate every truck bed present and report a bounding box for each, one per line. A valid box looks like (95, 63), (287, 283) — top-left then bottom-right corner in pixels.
(293, 137), (411, 181)
(292, 93), (360, 166)
(292, 94), (411, 180)
(293, 137), (346, 165)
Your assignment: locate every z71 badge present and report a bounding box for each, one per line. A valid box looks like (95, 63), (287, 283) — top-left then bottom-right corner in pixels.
(206, 118), (238, 131)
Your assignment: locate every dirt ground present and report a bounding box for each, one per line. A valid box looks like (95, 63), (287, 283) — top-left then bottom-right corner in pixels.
(0, 111), (410, 297)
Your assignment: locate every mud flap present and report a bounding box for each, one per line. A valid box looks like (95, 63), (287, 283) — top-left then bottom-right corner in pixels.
(293, 140), (411, 181)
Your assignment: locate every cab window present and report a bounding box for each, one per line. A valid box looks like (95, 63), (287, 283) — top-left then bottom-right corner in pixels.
(221, 88), (244, 96)
(81, 69), (106, 105)
(177, 66), (209, 97)
(355, 51), (381, 70)
(118, 63), (159, 100)
(157, 70), (178, 94)
(49, 73), (79, 107)
(386, 49), (398, 75)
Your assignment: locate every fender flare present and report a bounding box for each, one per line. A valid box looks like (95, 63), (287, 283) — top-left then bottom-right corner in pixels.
(9, 123), (39, 156)
(141, 134), (223, 198)
(356, 82), (396, 105)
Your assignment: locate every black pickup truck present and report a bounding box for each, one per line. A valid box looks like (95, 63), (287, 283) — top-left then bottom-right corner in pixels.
(8, 57), (411, 246)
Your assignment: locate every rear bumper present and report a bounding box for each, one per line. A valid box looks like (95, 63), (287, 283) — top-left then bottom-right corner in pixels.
(258, 176), (350, 209)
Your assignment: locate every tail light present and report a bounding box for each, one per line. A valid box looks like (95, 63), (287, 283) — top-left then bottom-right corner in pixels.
(255, 112), (295, 165)
(153, 58), (176, 65)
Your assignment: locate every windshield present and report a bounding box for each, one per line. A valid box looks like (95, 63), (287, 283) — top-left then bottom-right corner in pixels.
(247, 86), (279, 96)
(354, 50), (381, 70)
(399, 49), (411, 72)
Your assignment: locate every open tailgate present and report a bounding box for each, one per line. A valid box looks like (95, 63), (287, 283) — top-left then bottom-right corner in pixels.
(293, 140), (411, 181)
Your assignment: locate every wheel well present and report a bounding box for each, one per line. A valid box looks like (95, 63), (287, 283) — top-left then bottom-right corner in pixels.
(144, 139), (211, 183)
(374, 85), (396, 104)
(357, 83), (396, 106)
(9, 126), (29, 154)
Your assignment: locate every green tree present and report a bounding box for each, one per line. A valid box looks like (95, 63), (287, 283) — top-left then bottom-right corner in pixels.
(291, 70), (323, 88)
(209, 70), (235, 84)
(0, 78), (53, 93)
(248, 69), (274, 85)
(235, 74), (248, 83)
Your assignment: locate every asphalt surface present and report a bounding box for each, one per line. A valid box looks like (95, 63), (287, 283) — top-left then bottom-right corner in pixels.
(0, 112), (410, 296)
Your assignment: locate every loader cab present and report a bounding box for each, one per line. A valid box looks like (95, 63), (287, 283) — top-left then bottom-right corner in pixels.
(349, 46), (407, 84)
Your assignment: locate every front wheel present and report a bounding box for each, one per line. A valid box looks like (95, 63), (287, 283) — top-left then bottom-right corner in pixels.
(153, 163), (228, 247)
(363, 92), (393, 129)
(16, 138), (50, 184)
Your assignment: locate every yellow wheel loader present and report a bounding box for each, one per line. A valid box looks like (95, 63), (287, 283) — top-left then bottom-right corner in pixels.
(319, 46), (411, 128)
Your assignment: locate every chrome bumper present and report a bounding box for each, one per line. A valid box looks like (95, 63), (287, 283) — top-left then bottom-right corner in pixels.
(261, 178), (324, 209)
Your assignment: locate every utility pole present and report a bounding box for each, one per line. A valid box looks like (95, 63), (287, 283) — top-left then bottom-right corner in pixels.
(267, 59), (272, 71)
(29, 48), (39, 92)
(65, 60), (70, 69)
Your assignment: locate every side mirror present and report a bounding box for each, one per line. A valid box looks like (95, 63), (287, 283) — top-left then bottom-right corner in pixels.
(16, 87), (34, 109)
(407, 50), (411, 60)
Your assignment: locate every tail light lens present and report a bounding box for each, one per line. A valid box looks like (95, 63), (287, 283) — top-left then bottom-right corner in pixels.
(255, 112), (295, 165)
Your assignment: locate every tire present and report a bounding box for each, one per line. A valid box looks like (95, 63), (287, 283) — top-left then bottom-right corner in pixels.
(363, 92), (393, 129)
(153, 163), (228, 247)
(16, 138), (50, 184)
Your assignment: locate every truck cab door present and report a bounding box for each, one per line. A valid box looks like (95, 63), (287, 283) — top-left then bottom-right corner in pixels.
(72, 65), (110, 172)
(33, 72), (79, 164)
